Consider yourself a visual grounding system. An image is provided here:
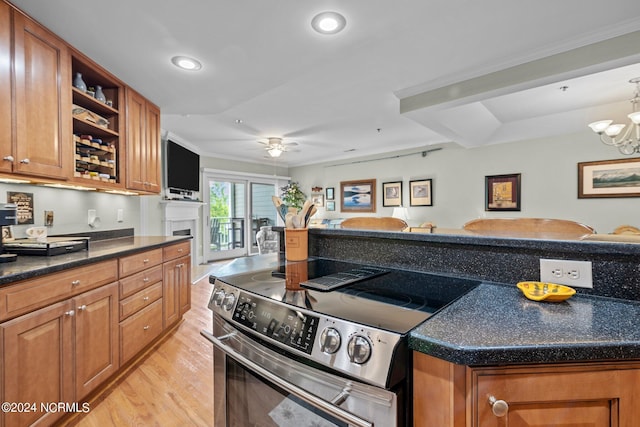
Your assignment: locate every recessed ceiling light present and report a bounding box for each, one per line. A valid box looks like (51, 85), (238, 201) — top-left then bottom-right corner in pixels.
(171, 56), (202, 71)
(311, 11), (347, 35)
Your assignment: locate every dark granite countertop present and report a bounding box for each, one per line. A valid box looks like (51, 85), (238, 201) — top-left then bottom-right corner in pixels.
(410, 282), (640, 366)
(210, 254), (640, 367)
(0, 235), (191, 286)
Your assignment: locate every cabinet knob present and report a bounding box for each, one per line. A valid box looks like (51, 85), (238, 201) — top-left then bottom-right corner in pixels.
(3, 155), (14, 162)
(71, 280), (81, 286)
(143, 277), (150, 282)
(65, 310), (75, 317)
(143, 296), (149, 301)
(143, 325), (150, 331)
(143, 258), (149, 263)
(19, 158), (30, 164)
(176, 263), (185, 268)
(78, 305), (87, 311)
(488, 396), (509, 417)
(177, 248), (183, 253)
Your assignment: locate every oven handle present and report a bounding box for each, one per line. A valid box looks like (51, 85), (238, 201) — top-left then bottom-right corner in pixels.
(200, 330), (374, 427)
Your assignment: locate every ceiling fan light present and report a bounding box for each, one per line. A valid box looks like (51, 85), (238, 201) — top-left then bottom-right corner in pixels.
(628, 111), (640, 124)
(604, 124), (625, 137)
(588, 120), (613, 134)
(268, 147), (283, 158)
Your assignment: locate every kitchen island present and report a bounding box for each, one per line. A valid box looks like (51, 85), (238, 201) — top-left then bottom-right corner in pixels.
(211, 251), (640, 366)
(216, 249), (640, 426)
(273, 228), (640, 425)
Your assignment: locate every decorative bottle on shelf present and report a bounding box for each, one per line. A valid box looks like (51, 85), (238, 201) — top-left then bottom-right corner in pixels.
(94, 85), (106, 103)
(73, 72), (87, 92)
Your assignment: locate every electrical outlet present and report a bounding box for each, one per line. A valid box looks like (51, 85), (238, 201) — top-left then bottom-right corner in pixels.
(540, 259), (593, 288)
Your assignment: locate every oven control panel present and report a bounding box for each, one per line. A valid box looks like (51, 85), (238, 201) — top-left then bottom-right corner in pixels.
(233, 291), (319, 354)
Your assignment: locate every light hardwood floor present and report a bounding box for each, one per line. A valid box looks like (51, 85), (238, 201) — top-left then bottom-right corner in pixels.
(65, 264), (226, 427)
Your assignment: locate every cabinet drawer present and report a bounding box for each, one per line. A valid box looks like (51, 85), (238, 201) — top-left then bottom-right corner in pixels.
(0, 259), (118, 321)
(119, 248), (162, 277)
(163, 241), (191, 262)
(119, 282), (162, 321)
(119, 264), (163, 299)
(119, 298), (163, 363)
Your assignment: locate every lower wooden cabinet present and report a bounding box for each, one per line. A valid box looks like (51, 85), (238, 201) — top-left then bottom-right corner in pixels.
(1, 282), (118, 427)
(74, 284), (119, 400)
(0, 241), (191, 426)
(413, 352), (640, 427)
(119, 298), (163, 363)
(163, 255), (191, 327)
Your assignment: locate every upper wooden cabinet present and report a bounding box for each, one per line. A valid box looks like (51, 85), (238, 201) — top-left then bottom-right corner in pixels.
(11, 10), (72, 179)
(70, 50), (126, 190)
(126, 88), (161, 194)
(0, 2), (10, 172)
(0, 0), (162, 190)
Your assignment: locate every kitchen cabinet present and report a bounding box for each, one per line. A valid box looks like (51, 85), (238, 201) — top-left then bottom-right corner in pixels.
(118, 248), (164, 364)
(9, 9), (72, 179)
(119, 298), (163, 363)
(0, 259), (118, 322)
(163, 255), (191, 327)
(125, 88), (161, 193)
(413, 352), (640, 427)
(74, 284), (119, 400)
(1, 282), (118, 427)
(70, 51), (125, 189)
(162, 240), (191, 327)
(0, 2), (10, 168)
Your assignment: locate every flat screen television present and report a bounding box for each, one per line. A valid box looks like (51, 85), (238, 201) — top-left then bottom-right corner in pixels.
(166, 140), (200, 192)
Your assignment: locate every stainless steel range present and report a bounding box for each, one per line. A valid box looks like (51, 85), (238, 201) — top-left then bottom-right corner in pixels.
(202, 258), (479, 427)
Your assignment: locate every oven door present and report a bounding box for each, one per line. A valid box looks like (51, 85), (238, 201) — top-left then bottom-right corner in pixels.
(201, 315), (399, 427)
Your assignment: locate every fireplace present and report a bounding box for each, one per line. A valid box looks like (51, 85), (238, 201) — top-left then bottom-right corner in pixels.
(161, 200), (203, 265)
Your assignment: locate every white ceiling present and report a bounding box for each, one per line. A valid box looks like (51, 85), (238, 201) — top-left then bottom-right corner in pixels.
(10, 0), (640, 166)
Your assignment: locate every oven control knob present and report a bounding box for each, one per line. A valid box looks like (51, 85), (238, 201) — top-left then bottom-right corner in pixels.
(319, 327), (341, 354)
(347, 335), (372, 364)
(222, 293), (236, 311)
(212, 289), (226, 306)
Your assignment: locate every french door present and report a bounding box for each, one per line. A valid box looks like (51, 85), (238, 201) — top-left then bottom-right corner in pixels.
(203, 170), (283, 261)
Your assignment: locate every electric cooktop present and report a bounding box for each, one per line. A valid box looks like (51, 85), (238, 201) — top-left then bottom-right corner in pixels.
(210, 258), (480, 335)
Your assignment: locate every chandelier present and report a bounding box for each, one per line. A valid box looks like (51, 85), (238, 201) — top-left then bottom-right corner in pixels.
(588, 77), (640, 155)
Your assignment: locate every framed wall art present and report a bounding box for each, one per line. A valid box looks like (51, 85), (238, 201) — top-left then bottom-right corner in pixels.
(485, 173), (521, 211)
(382, 181), (403, 207)
(7, 191), (34, 224)
(1, 226), (13, 241)
(311, 194), (324, 207)
(326, 187), (335, 200)
(340, 179), (376, 213)
(578, 158), (640, 198)
(409, 179), (432, 206)
(326, 200), (335, 211)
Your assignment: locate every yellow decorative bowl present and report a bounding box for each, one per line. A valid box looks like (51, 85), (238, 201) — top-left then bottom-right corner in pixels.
(516, 281), (576, 302)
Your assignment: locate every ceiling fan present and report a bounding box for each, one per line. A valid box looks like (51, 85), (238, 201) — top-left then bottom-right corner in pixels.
(258, 137), (299, 158)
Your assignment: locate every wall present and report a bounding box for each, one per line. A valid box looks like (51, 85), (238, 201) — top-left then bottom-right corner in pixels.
(0, 183), (141, 238)
(289, 130), (638, 234)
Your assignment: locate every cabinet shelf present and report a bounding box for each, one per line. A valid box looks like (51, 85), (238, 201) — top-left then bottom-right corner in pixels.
(71, 53), (123, 188)
(72, 87), (119, 115)
(73, 117), (119, 138)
